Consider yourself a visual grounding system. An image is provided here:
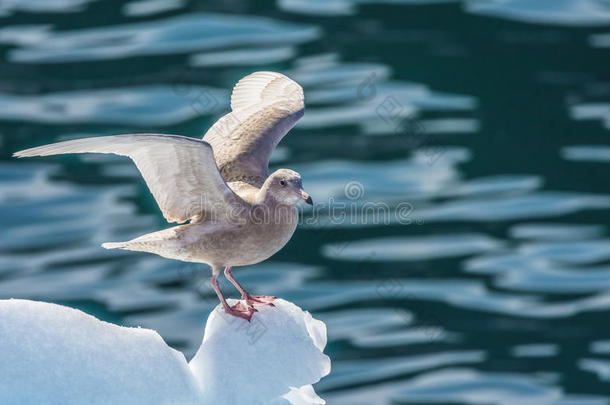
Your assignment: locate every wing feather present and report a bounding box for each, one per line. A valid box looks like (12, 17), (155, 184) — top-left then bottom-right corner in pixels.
(203, 71), (304, 183)
(14, 134), (245, 224)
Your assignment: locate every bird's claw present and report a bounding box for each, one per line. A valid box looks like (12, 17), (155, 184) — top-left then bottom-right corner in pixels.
(244, 294), (276, 307)
(225, 301), (256, 322)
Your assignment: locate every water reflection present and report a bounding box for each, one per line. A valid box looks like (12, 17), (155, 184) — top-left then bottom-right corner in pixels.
(511, 343), (559, 358)
(591, 340), (610, 354)
(0, 0), (97, 17)
(0, 86), (227, 125)
(464, 0), (610, 26)
(591, 33), (610, 48)
(580, 359), (610, 382)
(279, 0), (610, 27)
(319, 352), (484, 391)
(122, 0), (186, 17)
(562, 146), (610, 162)
(326, 367), (609, 404)
(323, 234), (502, 261)
(509, 223), (605, 240)
(278, 0), (456, 17)
(190, 46), (296, 67)
(571, 103), (610, 132)
(8, 14), (319, 63)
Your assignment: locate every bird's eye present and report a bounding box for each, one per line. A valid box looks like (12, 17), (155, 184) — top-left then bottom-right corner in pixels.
(279, 180), (286, 186)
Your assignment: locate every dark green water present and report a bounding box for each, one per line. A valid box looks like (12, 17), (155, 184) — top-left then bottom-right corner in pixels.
(1, 0), (610, 403)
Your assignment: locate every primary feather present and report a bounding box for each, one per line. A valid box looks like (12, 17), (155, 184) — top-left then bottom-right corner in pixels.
(13, 134), (244, 224)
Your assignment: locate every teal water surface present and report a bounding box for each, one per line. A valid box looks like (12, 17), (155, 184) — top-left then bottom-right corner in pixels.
(1, 0), (610, 403)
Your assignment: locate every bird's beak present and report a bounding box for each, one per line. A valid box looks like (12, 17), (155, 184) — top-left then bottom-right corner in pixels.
(299, 189), (313, 205)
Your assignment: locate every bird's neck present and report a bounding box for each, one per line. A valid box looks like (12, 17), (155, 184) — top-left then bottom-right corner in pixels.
(255, 182), (275, 205)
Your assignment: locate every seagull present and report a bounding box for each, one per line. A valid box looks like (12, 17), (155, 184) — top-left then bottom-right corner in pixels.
(14, 71), (312, 321)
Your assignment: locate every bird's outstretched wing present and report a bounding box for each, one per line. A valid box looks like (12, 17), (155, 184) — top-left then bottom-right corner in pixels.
(203, 71), (304, 184)
(14, 134), (245, 224)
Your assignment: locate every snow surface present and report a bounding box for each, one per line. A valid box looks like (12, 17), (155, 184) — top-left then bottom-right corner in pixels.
(0, 298), (330, 405)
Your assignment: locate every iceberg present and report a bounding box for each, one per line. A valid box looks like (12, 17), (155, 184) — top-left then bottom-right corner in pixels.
(0, 298), (330, 404)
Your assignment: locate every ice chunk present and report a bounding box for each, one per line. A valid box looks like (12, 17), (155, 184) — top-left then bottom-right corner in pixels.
(190, 299), (331, 404)
(0, 298), (330, 405)
(0, 299), (201, 404)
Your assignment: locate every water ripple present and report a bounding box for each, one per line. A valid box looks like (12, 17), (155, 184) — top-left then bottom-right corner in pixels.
(326, 367), (609, 404)
(464, 0), (610, 26)
(0, 85), (227, 126)
(322, 234), (503, 262)
(0, 0), (97, 17)
(279, 0), (610, 27)
(122, 0), (186, 17)
(580, 359), (610, 382)
(591, 340), (610, 354)
(562, 146), (610, 162)
(512, 343), (560, 358)
(319, 351), (484, 392)
(570, 103), (610, 132)
(9, 13), (319, 63)
(509, 223), (605, 241)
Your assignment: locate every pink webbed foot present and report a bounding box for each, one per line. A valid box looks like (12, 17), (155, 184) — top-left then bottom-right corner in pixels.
(244, 294), (277, 307)
(224, 301), (256, 322)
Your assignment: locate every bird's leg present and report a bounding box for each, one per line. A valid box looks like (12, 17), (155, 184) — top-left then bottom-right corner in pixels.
(224, 266), (276, 307)
(211, 270), (254, 321)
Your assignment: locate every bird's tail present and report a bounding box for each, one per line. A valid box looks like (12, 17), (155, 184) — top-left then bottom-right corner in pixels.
(102, 241), (127, 250)
(101, 226), (182, 255)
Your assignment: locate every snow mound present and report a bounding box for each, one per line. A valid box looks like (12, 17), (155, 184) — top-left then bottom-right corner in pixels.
(0, 298), (330, 405)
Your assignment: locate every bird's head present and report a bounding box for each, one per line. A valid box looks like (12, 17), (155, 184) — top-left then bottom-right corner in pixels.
(262, 169), (312, 206)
